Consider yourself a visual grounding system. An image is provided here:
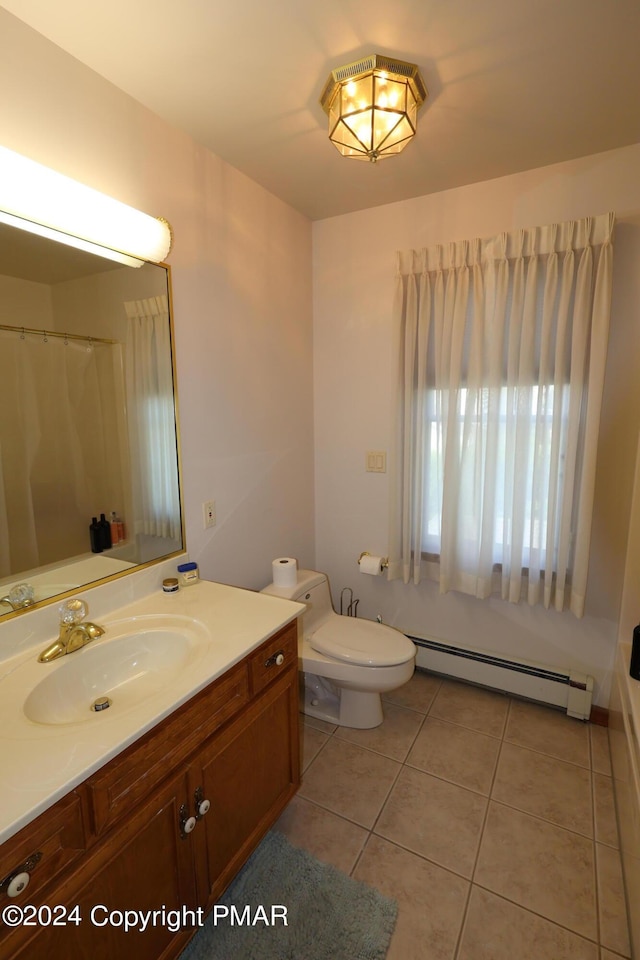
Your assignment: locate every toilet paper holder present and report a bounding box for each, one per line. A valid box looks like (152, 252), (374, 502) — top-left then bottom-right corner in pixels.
(340, 587), (359, 617)
(358, 552), (389, 569)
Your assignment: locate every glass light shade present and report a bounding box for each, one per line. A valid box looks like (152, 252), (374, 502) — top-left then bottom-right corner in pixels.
(0, 146), (172, 265)
(320, 55), (427, 163)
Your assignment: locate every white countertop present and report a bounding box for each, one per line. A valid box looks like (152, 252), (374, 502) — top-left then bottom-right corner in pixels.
(0, 580), (304, 844)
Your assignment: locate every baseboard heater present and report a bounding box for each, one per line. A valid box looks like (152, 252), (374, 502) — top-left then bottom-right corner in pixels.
(411, 635), (594, 721)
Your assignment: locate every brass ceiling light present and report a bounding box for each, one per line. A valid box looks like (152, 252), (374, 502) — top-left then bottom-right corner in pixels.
(320, 54), (427, 163)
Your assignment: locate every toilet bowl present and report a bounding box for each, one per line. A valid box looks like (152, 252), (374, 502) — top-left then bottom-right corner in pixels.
(261, 569), (416, 729)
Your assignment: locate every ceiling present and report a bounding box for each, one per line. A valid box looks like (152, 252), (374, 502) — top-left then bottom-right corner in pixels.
(3, 0), (640, 221)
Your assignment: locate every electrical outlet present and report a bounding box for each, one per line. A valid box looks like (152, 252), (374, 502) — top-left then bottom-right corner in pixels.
(203, 500), (216, 529)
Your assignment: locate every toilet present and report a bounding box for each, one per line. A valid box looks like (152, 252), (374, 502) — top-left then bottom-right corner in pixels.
(261, 569), (416, 729)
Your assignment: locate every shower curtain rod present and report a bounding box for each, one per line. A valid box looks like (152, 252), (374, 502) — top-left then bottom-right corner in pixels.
(0, 323), (117, 345)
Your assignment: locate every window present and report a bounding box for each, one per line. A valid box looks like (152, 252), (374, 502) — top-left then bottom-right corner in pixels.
(422, 384), (569, 571)
(391, 214), (614, 616)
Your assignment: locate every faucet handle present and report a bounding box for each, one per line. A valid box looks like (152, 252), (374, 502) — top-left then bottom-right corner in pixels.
(58, 598), (88, 625)
(8, 584), (35, 608)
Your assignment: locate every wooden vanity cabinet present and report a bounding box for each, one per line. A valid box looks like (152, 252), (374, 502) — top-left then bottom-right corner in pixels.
(0, 620), (300, 960)
(195, 662), (300, 904)
(7, 769), (197, 960)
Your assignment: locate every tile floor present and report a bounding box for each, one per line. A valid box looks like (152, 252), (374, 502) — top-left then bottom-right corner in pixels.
(275, 670), (632, 960)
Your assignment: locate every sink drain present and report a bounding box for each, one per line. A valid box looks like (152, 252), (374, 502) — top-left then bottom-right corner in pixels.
(91, 696), (112, 712)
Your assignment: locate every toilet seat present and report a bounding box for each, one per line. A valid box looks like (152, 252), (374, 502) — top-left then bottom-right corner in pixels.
(309, 617), (415, 667)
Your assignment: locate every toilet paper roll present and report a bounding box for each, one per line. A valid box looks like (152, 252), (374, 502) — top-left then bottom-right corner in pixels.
(272, 557), (298, 588)
(359, 554), (384, 576)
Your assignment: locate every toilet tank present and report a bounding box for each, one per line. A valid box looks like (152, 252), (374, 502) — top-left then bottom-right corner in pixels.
(260, 569), (334, 634)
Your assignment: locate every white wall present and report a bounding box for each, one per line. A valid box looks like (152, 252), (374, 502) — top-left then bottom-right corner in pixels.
(0, 9), (315, 594)
(3, 8), (639, 707)
(313, 144), (640, 707)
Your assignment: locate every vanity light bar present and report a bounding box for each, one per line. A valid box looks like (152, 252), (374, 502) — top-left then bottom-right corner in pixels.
(0, 146), (172, 266)
(0, 210), (145, 268)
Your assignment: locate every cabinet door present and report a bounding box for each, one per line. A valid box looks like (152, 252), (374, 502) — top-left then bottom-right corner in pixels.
(8, 770), (197, 960)
(197, 667), (300, 904)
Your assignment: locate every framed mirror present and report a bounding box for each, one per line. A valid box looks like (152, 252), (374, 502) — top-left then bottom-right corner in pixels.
(0, 216), (183, 620)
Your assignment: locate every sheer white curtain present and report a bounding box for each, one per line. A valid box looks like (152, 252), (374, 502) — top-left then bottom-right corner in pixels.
(124, 296), (180, 541)
(389, 214), (614, 616)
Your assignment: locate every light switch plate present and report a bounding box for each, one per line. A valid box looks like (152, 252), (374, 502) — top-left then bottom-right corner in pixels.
(365, 451), (387, 473)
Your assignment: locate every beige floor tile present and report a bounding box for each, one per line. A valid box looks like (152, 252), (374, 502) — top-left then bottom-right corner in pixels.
(591, 724), (613, 776)
(354, 835), (468, 960)
(300, 722), (329, 772)
(374, 765), (487, 878)
(406, 717), (500, 795)
(505, 699), (590, 767)
(383, 668), (442, 714)
(596, 843), (632, 957)
(294, 689), (629, 960)
(298, 737), (401, 828)
(300, 713), (337, 734)
(334, 702), (424, 761)
(475, 802), (597, 940)
(429, 679), (509, 737)
(492, 742), (593, 836)
(593, 774), (619, 848)
(458, 885), (599, 960)
(273, 795), (368, 874)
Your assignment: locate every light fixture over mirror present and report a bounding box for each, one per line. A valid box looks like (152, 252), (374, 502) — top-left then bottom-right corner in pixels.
(0, 146), (172, 265)
(320, 54), (427, 163)
(0, 154), (183, 622)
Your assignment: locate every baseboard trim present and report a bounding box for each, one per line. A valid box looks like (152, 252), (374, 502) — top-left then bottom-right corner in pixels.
(590, 705), (609, 726)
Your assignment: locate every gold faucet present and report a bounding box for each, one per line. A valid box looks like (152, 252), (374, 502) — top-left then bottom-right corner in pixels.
(0, 583), (35, 611)
(38, 598), (105, 663)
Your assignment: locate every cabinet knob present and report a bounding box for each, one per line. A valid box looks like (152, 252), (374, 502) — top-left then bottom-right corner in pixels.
(179, 803), (197, 838)
(264, 650), (285, 668)
(194, 786), (211, 819)
(0, 852), (42, 897)
(7, 872), (30, 898)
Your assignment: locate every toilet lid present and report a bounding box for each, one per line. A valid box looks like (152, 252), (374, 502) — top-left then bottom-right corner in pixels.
(309, 618), (415, 667)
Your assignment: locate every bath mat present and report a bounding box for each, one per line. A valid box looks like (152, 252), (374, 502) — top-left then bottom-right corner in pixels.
(179, 830), (397, 960)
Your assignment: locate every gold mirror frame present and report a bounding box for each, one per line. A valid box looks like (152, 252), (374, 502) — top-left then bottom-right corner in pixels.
(0, 217), (185, 622)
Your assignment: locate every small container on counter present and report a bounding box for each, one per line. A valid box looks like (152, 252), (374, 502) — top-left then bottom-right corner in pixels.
(162, 577), (180, 594)
(177, 561), (199, 587)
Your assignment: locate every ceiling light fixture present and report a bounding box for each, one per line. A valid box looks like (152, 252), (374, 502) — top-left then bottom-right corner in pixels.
(0, 146), (172, 266)
(320, 54), (427, 163)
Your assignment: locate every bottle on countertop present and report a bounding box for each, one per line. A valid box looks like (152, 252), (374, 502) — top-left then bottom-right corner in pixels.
(98, 514), (112, 550)
(110, 511), (120, 546)
(113, 511), (126, 542)
(89, 517), (102, 553)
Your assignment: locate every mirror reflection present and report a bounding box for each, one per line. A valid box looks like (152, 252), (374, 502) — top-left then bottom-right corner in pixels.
(0, 219), (183, 618)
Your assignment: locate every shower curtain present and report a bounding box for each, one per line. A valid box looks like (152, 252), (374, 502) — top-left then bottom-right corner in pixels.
(0, 329), (125, 577)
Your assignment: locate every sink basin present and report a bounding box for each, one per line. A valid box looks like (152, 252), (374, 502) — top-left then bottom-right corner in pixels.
(23, 617), (210, 725)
